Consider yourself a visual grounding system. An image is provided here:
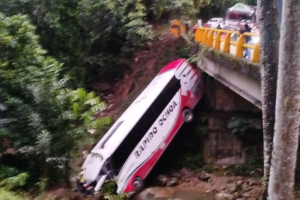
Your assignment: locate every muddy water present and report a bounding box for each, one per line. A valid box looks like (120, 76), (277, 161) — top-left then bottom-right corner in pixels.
(131, 187), (215, 200)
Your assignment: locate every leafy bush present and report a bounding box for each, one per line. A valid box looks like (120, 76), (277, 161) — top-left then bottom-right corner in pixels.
(101, 180), (118, 195)
(0, 166), (19, 181)
(0, 173), (29, 190)
(0, 189), (30, 200)
(227, 154), (263, 177)
(0, 14), (111, 188)
(227, 116), (252, 136)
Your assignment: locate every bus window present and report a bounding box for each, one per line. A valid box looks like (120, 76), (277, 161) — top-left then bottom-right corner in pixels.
(110, 77), (180, 175)
(228, 12), (252, 21)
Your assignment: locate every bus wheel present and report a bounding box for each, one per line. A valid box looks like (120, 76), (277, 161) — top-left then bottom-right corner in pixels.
(133, 177), (144, 192)
(182, 108), (193, 123)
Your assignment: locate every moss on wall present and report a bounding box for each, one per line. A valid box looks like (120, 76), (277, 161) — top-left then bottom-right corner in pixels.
(198, 45), (261, 81)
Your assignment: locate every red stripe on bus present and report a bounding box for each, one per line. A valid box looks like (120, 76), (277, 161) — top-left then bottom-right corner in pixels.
(158, 59), (186, 75)
(122, 90), (201, 193)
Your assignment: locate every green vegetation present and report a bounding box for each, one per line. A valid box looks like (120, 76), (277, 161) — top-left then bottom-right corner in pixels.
(226, 153), (263, 177)
(0, 14), (110, 192)
(0, 189), (30, 200)
(227, 116), (252, 136)
(0, 0), (260, 198)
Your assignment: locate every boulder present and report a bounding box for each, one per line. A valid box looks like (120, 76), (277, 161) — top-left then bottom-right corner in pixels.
(179, 168), (193, 178)
(198, 171), (210, 182)
(170, 172), (181, 179)
(166, 177), (179, 187)
(227, 184), (237, 193)
(236, 180), (243, 188)
(156, 174), (168, 186)
(215, 192), (235, 200)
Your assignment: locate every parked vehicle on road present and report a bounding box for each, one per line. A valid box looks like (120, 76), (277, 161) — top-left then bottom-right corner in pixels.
(205, 17), (224, 29)
(80, 59), (205, 194)
(193, 18), (224, 32)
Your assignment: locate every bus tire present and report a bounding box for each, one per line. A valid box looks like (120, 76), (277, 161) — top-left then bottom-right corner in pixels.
(182, 108), (193, 123)
(133, 177), (144, 192)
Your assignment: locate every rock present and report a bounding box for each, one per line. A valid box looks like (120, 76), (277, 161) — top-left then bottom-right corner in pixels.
(227, 184), (237, 193)
(233, 192), (241, 198)
(215, 192), (235, 200)
(107, 93), (114, 99)
(236, 180), (243, 188)
(226, 177), (233, 183)
(166, 177), (179, 187)
(247, 180), (257, 186)
(242, 185), (252, 192)
(171, 172), (181, 179)
(43, 188), (71, 200)
(192, 178), (199, 187)
(222, 165), (228, 169)
(156, 175), (168, 186)
(107, 99), (116, 103)
(179, 167), (193, 178)
(256, 168), (263, 172)
(198, 171), (210, 181)
(242, 192), (251, 198)
(133, 187), (175, 200)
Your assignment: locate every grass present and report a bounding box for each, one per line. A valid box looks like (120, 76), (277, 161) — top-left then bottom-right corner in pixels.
(0, 189), (31, 200)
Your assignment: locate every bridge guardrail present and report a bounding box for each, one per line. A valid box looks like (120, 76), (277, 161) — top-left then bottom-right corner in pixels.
(194, 28), (260, 63)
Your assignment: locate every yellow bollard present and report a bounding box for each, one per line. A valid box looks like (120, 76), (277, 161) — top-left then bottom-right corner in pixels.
(214, 32), (222, 50)
(223, 33), (231, 53)
(194, 29), (202, 43)
(235, 34), (245, 57)
(252, 42), (260, 63)
(207, 31), (214, 47)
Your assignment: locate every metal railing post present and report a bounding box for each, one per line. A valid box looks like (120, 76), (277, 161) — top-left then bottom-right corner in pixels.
(235, 34), (245, 58)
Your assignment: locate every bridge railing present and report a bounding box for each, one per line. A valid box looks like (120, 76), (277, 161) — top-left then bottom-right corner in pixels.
(194, 28), (260, 63)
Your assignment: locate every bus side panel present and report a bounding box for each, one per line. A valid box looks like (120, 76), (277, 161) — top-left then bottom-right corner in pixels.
(116, 92), (181, 193)
(121, 63), (204, 193)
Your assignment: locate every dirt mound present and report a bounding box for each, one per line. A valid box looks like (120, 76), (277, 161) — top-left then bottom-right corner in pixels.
(41, 188), (105, 200)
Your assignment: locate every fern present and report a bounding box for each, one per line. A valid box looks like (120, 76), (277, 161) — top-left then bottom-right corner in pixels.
(0, 173), (29, 190)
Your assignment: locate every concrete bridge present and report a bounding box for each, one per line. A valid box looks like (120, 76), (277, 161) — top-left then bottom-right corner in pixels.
(194, 28), (262, 109)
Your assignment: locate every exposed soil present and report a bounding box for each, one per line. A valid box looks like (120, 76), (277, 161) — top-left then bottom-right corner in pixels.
(93, 33), (189, 120)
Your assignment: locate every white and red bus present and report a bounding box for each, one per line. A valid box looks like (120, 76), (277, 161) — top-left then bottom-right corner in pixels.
(81, 58), (204, 194)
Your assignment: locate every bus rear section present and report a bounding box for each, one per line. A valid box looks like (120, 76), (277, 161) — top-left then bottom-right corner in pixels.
(81, 59), (205, 194)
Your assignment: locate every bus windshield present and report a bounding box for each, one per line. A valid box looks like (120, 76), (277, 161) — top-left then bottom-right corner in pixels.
(227, 12), (252, 21)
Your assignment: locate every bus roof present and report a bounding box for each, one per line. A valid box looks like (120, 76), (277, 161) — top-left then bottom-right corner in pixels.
(92, 59), (186, 157)
(227, 3), (255, 13)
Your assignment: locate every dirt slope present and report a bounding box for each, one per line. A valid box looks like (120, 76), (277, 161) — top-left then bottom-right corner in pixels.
(94, 33), (189, 120)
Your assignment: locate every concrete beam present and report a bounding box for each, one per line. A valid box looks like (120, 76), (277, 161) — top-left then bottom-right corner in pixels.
(198, 58), (262, 109)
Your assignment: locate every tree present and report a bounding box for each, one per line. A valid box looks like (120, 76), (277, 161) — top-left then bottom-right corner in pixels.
(148, 0), (210, 22)
(198, 0), (256, 20)
(256, 0), (279, 195)
(267, 0), (300, 199)
(0, 14), (111, 187)
(0, 0), (154, 85)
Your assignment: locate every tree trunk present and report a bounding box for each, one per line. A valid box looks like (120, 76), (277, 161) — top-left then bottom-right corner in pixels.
(256, 0), (279, 192)
(268, 0), (300, 199)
